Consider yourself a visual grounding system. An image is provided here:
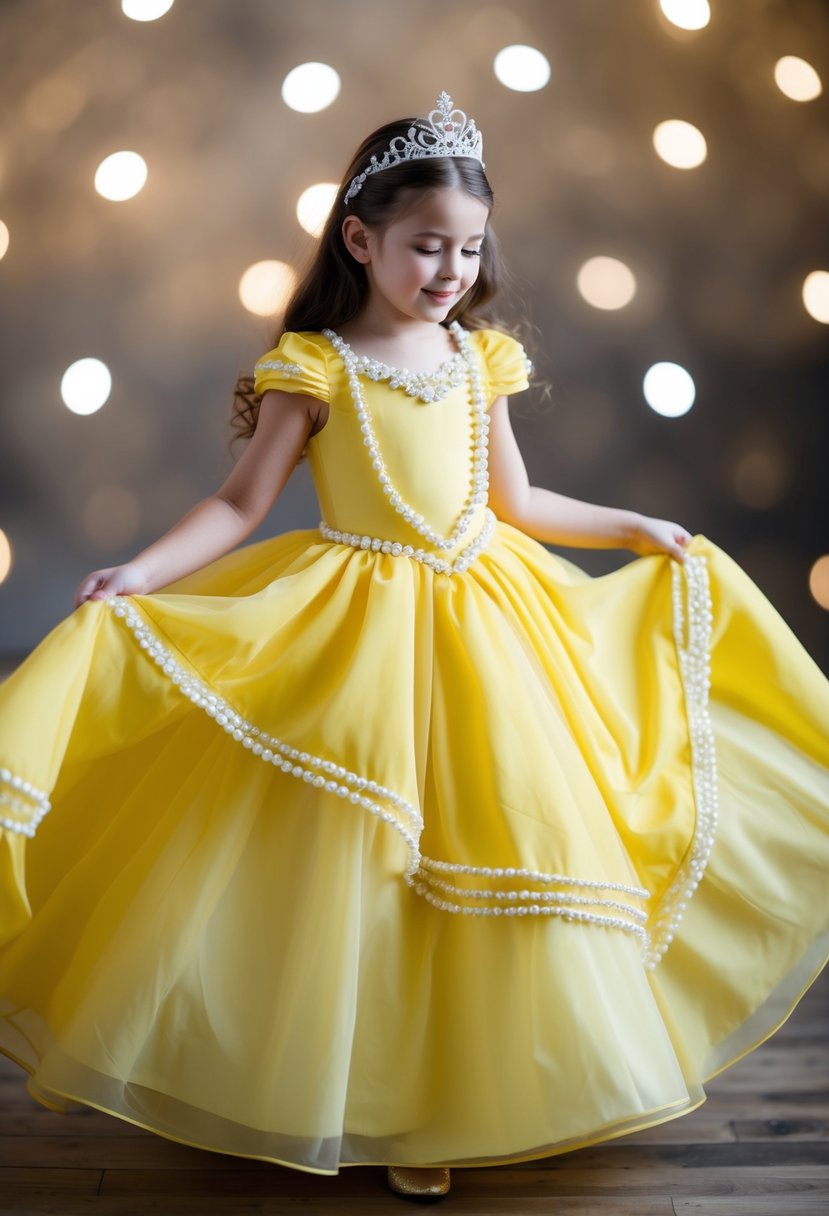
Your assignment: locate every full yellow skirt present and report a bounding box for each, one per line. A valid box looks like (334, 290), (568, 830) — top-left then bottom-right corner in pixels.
(0, 526), (827, 1173)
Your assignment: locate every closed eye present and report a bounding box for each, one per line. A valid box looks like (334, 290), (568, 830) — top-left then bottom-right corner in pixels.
(414, 247), (483, 257)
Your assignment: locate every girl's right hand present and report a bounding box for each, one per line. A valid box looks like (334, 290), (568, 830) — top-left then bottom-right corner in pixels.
(74, 562), (149, 609)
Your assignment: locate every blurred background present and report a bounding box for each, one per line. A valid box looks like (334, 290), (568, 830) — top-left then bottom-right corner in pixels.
(0, 0), (827, 668)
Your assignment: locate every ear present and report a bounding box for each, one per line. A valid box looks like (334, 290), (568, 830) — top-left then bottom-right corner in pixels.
(341, 216), (372, 264)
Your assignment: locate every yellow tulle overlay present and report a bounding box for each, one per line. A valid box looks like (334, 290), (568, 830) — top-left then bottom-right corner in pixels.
(1, 523), (827, 1172)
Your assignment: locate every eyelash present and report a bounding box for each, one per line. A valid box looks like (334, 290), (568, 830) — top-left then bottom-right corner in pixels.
(415, 247), (482, 258)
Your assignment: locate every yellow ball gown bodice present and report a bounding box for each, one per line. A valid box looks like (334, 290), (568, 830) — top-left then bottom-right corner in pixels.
(255, 325), (529, 555)
(0, 324), (827, 1174)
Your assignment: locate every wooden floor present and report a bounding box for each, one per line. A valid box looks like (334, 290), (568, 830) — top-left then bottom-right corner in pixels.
(1, 969), (827, 1215)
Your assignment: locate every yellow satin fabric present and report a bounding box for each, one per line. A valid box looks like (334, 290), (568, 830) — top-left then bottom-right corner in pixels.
(0, 329), (827, 1172)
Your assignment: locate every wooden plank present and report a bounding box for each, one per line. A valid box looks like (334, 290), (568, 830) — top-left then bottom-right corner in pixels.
(0, 1193), (677, 1216)
(517, 1142), (829, 1168)
(0, 1166), (103, 1194)
(459, 1166), (829, 1199)
(0, 1134), (257, 1170)
(0, 1109), (138, 1136)
(673, 1201), (829, 1215)
(94, 1164), (829, 1200)
(732, 1118), (828, 1142)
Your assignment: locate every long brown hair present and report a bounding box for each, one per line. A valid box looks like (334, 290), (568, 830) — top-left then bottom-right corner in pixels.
(231, 116), (511, 441)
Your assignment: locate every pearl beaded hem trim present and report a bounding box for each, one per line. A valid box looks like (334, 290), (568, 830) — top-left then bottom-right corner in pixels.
(106, 599), (424, 862)
(103, 600), (640, 932)
(642, 553), (718, 969)
(2, 551), (715, 967)
(319, 508), (496, 575)
(0, 768), (51, 838)
(97, 598), (669, 954)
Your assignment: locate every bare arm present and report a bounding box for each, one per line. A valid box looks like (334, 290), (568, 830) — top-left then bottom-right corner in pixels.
(487, 396), (691, 561)
(75, 390), (318, 606)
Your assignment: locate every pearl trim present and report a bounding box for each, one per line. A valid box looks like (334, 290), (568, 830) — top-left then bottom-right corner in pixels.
(253, 358), (303, 379)
(319, 508), (496, 575)
(1, 548), (712, 964)
(100, 599), (667, 955)
(418, 856), (650, 900)
(412, 858), (651, 944)
(643, 554), (718, 970)
(0, 768), (51, 838)
(106, 599), (424, 867)
(413, 879), (650, 942)
(327, 347), (468, 404)
(420, 870), (649, 920)
(322, 323), (489, 553)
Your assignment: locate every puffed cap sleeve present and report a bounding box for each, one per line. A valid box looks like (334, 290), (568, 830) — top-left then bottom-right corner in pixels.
(473, 328), (532, 402)
(253, 331), (330, 403)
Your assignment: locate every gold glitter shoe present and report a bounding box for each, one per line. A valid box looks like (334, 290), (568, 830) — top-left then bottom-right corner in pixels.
(386, 1165), (451, 1201)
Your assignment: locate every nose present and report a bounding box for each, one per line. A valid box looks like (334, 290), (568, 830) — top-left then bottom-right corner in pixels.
(438, 247), (463, 282)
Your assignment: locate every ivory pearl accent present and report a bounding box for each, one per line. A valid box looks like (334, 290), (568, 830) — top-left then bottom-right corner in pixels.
(322, 323), (490, 553)
(331, 348), (468, 403)
(0, 768), (51, 837)
(252, 358), (304, 379)
(319, 508), (496, 575)
(643, 554), (717, 970)
(417, 855), (650, 899)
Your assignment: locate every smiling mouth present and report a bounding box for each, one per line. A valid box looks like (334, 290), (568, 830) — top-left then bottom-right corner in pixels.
(423, 289), (456, 301)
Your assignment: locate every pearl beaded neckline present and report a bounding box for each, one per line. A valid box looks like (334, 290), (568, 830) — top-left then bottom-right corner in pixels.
(321, 331), (467, 404)
(323, 322), (489, 553)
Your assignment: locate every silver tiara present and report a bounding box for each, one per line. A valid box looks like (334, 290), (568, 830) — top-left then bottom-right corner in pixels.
(343, 91), (485, 204)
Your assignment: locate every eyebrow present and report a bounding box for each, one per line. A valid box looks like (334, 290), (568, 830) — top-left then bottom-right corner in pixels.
(411, 230), (486, 240)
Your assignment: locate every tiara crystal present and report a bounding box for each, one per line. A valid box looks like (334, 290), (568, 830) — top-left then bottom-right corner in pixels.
(344, 91), (485, 204)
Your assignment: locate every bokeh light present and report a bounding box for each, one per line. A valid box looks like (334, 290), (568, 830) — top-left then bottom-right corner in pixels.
(659, 0), (710, 31)
(493, 45), (551, 92)
(121, 0), (175, 20)
(809, 556), (829, 610)
(94, 151), (148, 202)
(238, 260), (298, 317)
(0, 220), (8, 260)
(83, 485), (141, 551)
(296, 182), (338, 237)
(281, 63), (340, 113)
(774, 56), (822, 102)
(802, 270), (829, 323)
(0, 528), (12, 585)
(61, 358), (112, 415)
(643, 362), (696, 417)
(576, 257), (637, 310)
(653, 120), (707, 169)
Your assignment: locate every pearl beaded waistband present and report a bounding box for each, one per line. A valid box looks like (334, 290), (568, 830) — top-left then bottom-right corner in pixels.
(319, 507), (496, 575)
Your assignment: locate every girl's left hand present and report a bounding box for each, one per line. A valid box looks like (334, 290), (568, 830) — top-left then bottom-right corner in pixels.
(629, 515), (693, 563)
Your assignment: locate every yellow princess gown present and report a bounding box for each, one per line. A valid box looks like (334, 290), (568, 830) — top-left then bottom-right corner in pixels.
(0, 325), (827, 1174)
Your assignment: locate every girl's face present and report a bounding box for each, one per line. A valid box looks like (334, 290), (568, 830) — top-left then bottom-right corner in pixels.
(356, 186), (490, 327)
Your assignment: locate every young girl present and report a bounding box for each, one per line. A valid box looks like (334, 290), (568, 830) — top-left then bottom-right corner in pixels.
(1, 93), (827, 1203)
